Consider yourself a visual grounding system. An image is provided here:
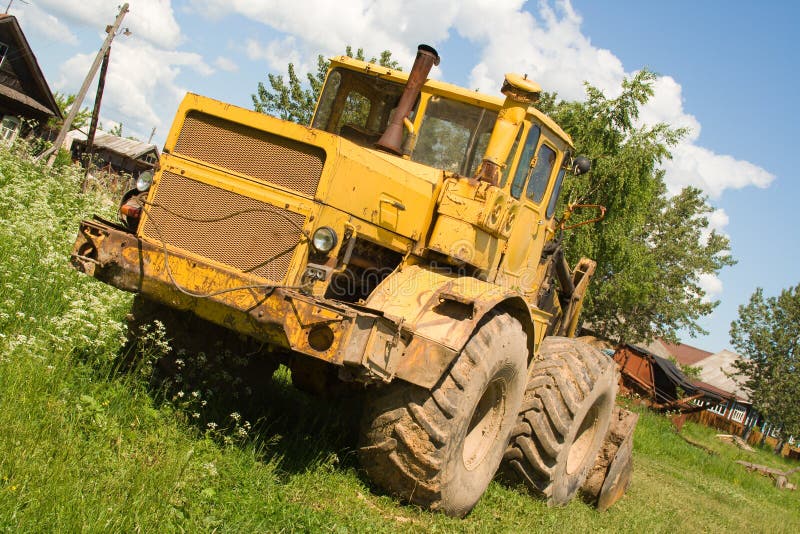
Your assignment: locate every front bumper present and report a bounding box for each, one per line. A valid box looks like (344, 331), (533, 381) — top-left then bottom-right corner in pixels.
(70, 218), (455, 387)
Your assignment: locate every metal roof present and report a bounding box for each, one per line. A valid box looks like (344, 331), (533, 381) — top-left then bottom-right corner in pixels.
(68, 129), (158, 160)
(695, 349), (751, 402)
(660, 340), (714, 366)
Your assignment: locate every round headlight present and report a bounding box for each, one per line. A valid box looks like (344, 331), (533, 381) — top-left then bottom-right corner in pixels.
(311, 226), (338, 253)
(136, 170), (154, 192)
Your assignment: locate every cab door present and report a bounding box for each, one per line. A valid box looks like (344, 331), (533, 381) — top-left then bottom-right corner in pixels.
(496, 124), (561, 294)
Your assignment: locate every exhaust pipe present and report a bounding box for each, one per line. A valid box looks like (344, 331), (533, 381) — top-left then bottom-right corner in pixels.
(475, 74), (541, 185)
(376, 44), (440, 155)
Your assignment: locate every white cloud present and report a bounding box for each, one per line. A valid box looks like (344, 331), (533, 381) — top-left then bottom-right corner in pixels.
(55, 40), (211, 141)
(245, 36), (307, 73)
(189, 0), (459, 70)
(638, 76), (701, 139)
(28, 0), (184, 49)
(708, 209), (729, 234)
(636, 75), (774, 199)
(13, 4), (79, 45)
(214, 56), (238, 72)
(663, 143), (774, 199)
(457, 0), (626, 100)
(698, 272), (724, 301)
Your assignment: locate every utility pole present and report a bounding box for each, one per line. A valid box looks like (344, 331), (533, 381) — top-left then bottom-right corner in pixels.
(37, 3), (129, 166)
(147, 126), (156, 144)
(83, 47), (111, 185)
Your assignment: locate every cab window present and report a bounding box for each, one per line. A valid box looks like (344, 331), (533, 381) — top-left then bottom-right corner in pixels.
(526, 144), (557, 203)
(312, 68), (405, 145)
(499, 125), (524, 188)
(509, 124), (541, 199)
(546, 169), (566, 219)
(412, 96), (496, 175)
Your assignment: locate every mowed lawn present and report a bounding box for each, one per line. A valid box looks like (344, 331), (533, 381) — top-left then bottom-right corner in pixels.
(1, 147), (798, 532)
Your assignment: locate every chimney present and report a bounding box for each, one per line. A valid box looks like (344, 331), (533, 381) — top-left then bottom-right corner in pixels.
(375, 44), (440, 155)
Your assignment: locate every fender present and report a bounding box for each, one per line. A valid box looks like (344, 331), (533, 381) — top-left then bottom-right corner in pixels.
(366, 264), (551, 388)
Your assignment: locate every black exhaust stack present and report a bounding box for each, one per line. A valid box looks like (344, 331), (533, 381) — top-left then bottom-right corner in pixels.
(375, 44), (439, 155)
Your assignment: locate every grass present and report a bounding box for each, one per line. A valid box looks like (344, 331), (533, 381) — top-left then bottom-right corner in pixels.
(1, 145), (798, 532)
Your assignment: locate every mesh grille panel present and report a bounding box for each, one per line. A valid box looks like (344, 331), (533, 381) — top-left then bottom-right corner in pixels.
(142, 172), (305, 283)
(174, 111), (325, 196)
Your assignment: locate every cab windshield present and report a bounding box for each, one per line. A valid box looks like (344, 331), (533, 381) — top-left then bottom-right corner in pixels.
(313, 67), (497, 176)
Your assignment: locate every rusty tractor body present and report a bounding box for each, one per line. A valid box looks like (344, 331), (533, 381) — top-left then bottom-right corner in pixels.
(71, 45), (635, 516)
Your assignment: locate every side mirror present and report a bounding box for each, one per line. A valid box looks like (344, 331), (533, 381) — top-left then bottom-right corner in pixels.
(573, 156), (591, 175)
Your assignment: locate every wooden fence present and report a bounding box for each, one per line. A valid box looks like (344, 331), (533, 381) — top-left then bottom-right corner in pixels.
(687, 410), (799, 458)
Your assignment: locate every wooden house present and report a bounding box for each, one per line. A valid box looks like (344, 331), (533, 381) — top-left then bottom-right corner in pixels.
(0, 14), (61, 143)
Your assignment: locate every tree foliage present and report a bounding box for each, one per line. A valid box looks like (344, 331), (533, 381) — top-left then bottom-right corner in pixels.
(51, 92), (91, 130)
(540, 70), (735, 344)
(730, 285), (800, 439)
(251, 47), (399, 125)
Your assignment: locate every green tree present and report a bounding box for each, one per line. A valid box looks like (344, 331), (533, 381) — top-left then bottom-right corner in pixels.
(107, 123), (123, 137)
(51, 92), (91, 130)
(251, 46), (400, 125)
(540, 70), (735, 344)
(730, 285), (800, 446)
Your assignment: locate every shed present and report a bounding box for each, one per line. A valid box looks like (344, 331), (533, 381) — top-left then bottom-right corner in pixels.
(66, 129), (159, 175)
(613, 344), (725, 412)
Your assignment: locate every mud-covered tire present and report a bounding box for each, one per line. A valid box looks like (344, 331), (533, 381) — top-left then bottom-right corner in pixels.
(359, 312), (528, 517)
(500, 336), (618, 505)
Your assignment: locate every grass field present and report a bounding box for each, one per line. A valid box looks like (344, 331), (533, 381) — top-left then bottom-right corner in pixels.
(1, 146), (798, 532)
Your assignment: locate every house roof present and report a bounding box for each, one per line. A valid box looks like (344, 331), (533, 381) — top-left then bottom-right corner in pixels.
(695, 349), (751, 402)
(640, 339), (675, 360)
(660, 341), (714, 366)
(690, 379), (747, 404)
(67, 129), (158, 160)
(638, 339), (750, 403)
(0, 14), (61, 118)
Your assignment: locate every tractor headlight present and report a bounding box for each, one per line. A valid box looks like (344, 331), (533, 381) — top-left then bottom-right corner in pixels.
(136, 170), (154, 192)
(311, 226), (338, 253)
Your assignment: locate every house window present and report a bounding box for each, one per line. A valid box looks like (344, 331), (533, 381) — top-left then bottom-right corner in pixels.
(708, 401), (728, 416)
(744, 412), (756, 427)
(730, 405), (746, 423)
(1, 115), (20, 143)
(0, 42), (8, 68)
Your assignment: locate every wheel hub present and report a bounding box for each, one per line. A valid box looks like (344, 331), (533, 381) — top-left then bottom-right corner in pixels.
(463, 378), (506, 471)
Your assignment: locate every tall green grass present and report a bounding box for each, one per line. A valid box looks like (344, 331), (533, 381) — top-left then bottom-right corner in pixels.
(0, 145), (798, 532)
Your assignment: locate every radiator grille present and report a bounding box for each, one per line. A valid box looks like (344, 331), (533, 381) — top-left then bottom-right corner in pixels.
(175, 111), (325, 197)
(142, 172), (305, 283)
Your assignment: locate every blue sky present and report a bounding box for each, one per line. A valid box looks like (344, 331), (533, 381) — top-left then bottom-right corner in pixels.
(13, 0), (797, 353)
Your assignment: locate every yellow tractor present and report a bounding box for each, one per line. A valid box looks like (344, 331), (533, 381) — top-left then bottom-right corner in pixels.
(71, 45), (635, 516)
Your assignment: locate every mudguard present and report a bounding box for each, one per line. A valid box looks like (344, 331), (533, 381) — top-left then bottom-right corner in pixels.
(366, 264), (550, 388)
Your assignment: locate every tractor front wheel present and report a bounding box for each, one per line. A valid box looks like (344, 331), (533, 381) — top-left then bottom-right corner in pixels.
(359, 312), (527, 517)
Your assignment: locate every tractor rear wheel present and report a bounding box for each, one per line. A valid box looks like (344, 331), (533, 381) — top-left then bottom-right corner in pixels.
(359, 312), (527, 517)
(500, 336), (617, 505)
